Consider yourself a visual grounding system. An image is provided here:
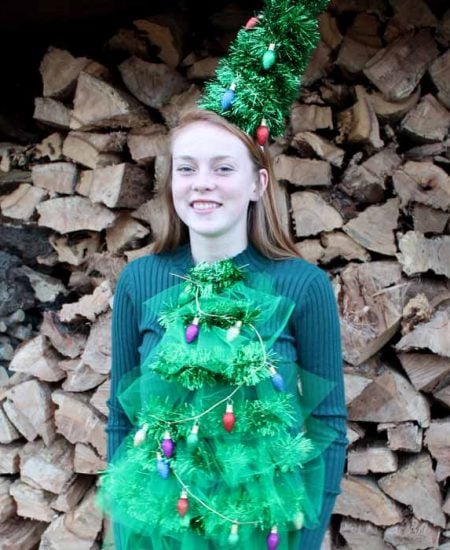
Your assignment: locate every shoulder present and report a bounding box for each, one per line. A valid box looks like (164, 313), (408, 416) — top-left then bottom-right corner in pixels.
(115, 251), (181, 293)
(270, 256), (331, 287)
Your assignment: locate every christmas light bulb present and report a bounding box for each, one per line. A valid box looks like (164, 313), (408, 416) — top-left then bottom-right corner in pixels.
(226, 320), (242, 342)
(223, 402), (236, 432)
(156, 452), (170, 479)
(244, 16), (259, 29)
(256, 119), (269, 146)
(161, 431), (175, 458)
(187, 423), (199, 451)
(221, 83), (236, 111)
(185, 317), (200, 343)
(133, 423), (149, 446)
(267, 526), (280, 550)
(269, 366), (285, 391)
(228, 523), (239, 545)
(294, 511), (304, 529)
(177, 489), (189, 517)
(262, 43), (276, 70)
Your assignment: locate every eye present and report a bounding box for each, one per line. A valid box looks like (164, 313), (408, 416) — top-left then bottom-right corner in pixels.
(215, 165), (234, 174)
(175, 165), (195, 174)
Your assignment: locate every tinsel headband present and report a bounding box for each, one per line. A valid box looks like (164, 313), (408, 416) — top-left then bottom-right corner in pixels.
(199, 0), (331, 146)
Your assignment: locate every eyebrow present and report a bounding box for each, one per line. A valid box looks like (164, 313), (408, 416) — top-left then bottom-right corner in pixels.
(173, 155), (236, 162)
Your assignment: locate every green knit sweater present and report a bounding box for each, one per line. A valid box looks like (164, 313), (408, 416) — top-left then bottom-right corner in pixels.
(106, 242), (347, 548)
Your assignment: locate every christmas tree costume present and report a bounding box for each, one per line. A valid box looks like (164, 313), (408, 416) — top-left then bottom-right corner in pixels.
(97, 252), (339, 549)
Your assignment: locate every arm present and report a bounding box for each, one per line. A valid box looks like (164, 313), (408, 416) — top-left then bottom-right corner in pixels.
(107, 264), (140, 461)
(293, 269), (348, 547)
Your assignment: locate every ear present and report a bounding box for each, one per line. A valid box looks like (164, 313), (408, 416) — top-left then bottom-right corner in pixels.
(250, 168), (269, 201)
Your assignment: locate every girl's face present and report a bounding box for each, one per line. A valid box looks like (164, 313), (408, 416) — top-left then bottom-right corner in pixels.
(171, 121), (268, 249)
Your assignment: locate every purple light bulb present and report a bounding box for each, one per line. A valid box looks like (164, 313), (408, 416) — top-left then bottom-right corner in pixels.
(161, 431), (175, 458)
(185, 317), (199, 343)
(267, 527), (280, 550)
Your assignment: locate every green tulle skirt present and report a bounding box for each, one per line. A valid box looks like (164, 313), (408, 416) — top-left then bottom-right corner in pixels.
(97, 263), (337, 549)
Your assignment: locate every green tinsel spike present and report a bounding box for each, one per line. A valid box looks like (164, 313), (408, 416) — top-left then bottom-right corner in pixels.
(199, 0), (330, 139)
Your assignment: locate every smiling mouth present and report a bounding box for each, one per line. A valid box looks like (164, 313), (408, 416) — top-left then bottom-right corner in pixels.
(190, 201), (221, 210)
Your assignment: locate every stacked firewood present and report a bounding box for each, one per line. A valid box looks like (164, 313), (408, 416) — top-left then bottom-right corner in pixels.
(0, 0), (450, 548)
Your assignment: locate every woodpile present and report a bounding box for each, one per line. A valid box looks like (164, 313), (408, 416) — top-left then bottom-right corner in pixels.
(0, 0), (450, 548)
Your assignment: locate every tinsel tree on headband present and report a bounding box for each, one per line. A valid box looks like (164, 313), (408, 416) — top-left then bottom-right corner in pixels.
(199, 0), (330, 144)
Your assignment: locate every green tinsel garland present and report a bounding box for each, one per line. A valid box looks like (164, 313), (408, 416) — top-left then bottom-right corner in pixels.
(199, 0), (330, 138)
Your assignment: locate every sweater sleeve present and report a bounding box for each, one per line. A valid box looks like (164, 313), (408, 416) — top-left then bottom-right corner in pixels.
(293, 268), (348, 543)
(106, 265), (141, 462)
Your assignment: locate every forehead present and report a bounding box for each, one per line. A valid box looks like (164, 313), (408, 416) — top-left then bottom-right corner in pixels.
(172, 121), (249, 159)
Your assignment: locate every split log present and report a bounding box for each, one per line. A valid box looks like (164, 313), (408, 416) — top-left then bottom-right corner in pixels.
(52, 390), (106, 457)
(393, 161), (450, 212)
(0, 477), (16, 522)
(4, 379), (55, 444)
(39, 311), (86, 359)
(434, 385), (450, 409)
(385, 422), (423, 453)
(336, 14), (381, 74)
(9, 335), (65, 382)
(88, 163), (152, 209)
(58, 280), (112, 323)
(0, 405), (21, 444)
(290, 103), (333, 133)
(90, 379), (110, 416)
(0, 517), (46, 550)
(105, 213), (150, 253)
(398, 352), (450, 393)
(40, 514), (95, 549)
(334, 476), (403, 526)
(347, 422), (366, 445)
(341, 148), (401, 205)
(339, 518), (389, 550)
(186, 57), (220, 80)
(20, 437), (74, 494)
(291, 131), (345, 168)
(384, 517), (441, 550)
(35, 132), (64, 162)
(0, 183), (47, 220)
(37, 196), (118, 233)
(133, 16), (185, 68)
(396, 231), (450, 278)
(9, 480), (57, 522)
(132, 196), (167, 240)
(400, 94), (450, 143)
(347, 368), (430, 427)
(379, 453), (445, 527)
(338, 261), (405, 365)
(160, 84), (201, 129)
(344, 372), (372, 406)
(302, 40), (333, 86)
(291, 191), (343, 237)
(64, 485), (103, 540)
(52, 475), (93, 513)
(347, 442), (398, 475)
(33, 97), (71, 129)
(395, 307), (450, 358)
(363, 30), (439, 101)
(119, 56), (187, 108)
(342, 197), (399, 255)
(70, 72), (151, 131)
(294, 240), (324, 265)
(429, 50), (450, 109)
(74, 442), (107, 474)
(346, 86), (384, 149)
(412, 204), (450, 234)
(62, 130), (126, 169)
(127, 124), (168, 164)
(61, 360), (107, 392)
(81, 312), (112, 375)
(424, 419), (450, 481)
(0, 441), (22, 473)
(368, 86), (421, 122)
(273, 155), (331, 187)
(19, 265), (67, 303)
(39, 47), (90, 99)
(318, 12), (343, 50)
(48, 232), (101, 267)
(320, 231), (371, 263)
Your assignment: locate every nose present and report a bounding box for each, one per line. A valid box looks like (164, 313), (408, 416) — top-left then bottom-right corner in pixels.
(191, 169), (216, 191)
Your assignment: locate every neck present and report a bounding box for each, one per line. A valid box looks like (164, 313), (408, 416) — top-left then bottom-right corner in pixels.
(189, 234), (249, 264)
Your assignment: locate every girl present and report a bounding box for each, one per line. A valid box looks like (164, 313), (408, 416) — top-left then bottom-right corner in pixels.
(99, 109), (347, 549)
